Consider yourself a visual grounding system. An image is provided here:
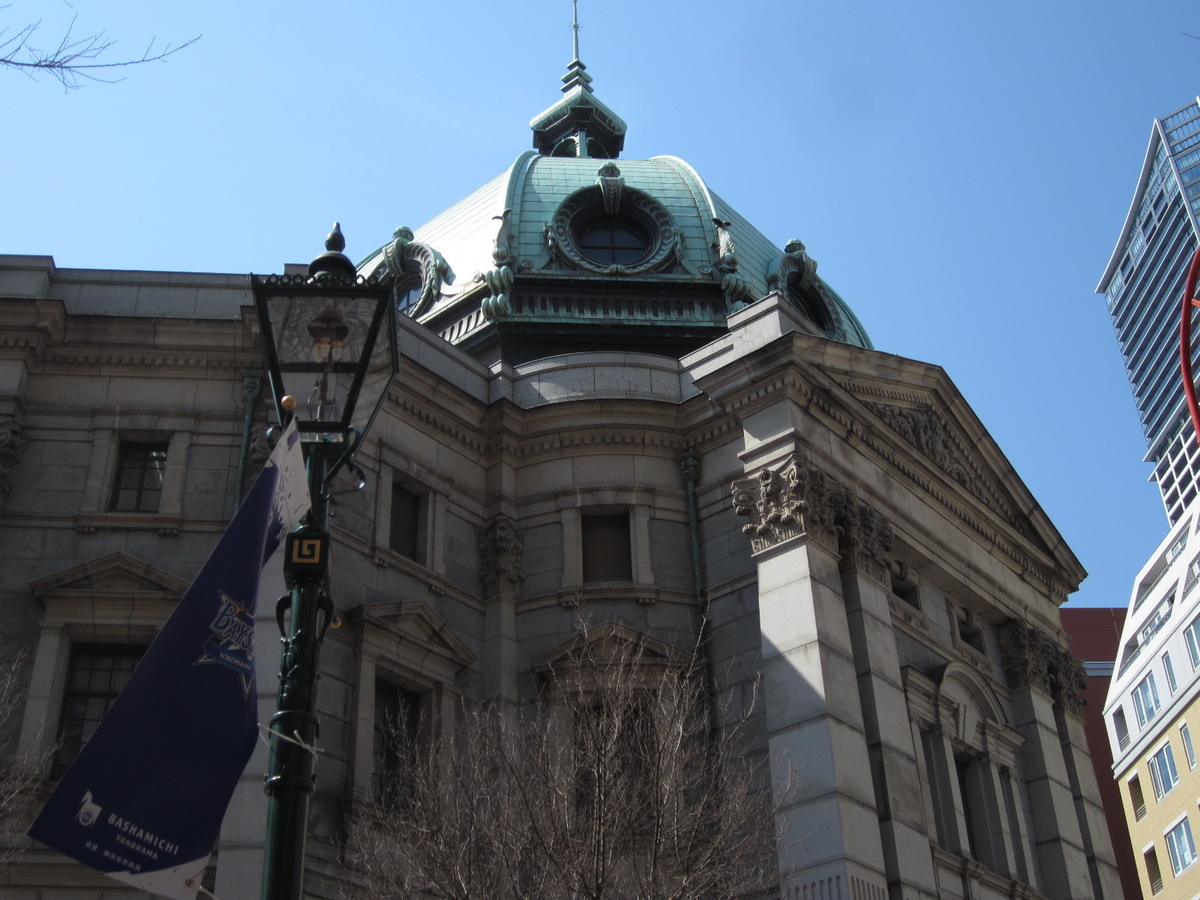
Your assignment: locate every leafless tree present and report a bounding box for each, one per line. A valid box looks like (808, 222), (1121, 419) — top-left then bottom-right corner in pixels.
(346, 626), (776, 900)
(0, 15), (198, 90)
(0, 651), (39, 867)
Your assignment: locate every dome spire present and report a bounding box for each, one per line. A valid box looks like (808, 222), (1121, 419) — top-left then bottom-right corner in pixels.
(529, 0), (625, 158)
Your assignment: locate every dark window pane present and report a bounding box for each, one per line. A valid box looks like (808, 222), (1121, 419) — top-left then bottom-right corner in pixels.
(53, 645), (146, 780)
(582, 514), (632, 582)
(389, 483), (420, 560)
(110, 442), (169, 512)
(579, 221), (647, 266)
(373, 680), (421, 808)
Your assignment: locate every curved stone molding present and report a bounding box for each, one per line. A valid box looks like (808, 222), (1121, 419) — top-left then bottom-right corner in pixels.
(477, 515), (524, 597)
(547, 184), (679, 276)
(381, 226), (452, 319)
(0, 413), (27, 505)
(732, 455), (845, 553)
(837, 500), (894, 583)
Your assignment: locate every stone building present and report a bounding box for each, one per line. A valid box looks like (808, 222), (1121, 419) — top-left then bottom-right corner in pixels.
(0, 60), (1121, 900)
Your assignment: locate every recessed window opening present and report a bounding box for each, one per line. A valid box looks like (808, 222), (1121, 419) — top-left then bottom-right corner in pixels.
(110, 442), (168, 512)
(1115, 708), (1131, 750)
(578, 219), (648, 266)
(581, 513), (632, 583)
(54, 645), (146, 779)
(389, 482), (421, 562)
(1146, 846), (1164, 894)
(1129, 773), (1147, 820)
(373, 679), (421, 809)
(396, 276), (422, 316)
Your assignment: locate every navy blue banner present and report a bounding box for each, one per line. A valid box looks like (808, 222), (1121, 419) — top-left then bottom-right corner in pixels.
(28, 422), (308, 899)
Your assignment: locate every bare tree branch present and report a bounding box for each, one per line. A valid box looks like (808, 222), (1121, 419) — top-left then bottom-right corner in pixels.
(345, 627), (778, 900)
(0, 14), (199, 90)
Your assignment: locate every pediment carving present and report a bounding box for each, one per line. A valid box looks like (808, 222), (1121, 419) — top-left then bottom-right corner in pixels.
(861, 399), (1036, 542)
(347, 600), (475, 671)
(531, 621), (690, 676)
(30, 552), (190, 600)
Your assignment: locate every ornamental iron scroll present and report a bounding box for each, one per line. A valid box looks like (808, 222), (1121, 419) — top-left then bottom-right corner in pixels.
(596, 162), (624, 214)
(476, 210), (516, 320)
(0, 413), (27, 506)
(731, 456), (846, 553)
(546, 183), (678, 276)
(477, 515), (524, 598)
(381, 226), (452, 319)
(837, 500), (894, 583)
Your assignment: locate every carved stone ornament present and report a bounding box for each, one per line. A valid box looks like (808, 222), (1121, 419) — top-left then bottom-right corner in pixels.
(382, 225), (452, 319)
(838, 500), (894, 583)
(477, 515), (524, 598)
(547, 184), (678, 276)
(596, 162), (624, 214)
(732, 456), (845, 553)
(863, 401), (971, 486)
(0, 413), (27, 505)
(248, 423), (273, 475)
(1052, 650), (1088, 716)
(998, 622), (1057, 696)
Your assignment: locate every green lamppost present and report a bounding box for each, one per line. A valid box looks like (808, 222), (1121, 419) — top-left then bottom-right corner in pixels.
(250, 225), (397, 900)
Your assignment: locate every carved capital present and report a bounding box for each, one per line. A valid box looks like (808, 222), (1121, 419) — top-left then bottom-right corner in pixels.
(998, 623), (1057, 695)
(0, 414), (28, 506)
(1052, 649), (1088, 717)
(837, 500), (893, 583)
(732, 456), (845, 553)
(477, 515), (524, 598)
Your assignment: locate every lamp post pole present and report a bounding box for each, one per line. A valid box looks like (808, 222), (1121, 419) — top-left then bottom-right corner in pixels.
(260, 441), (334, 900)
(252, 225), (398, 900)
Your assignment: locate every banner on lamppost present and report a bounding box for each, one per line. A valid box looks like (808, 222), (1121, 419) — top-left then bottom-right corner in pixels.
(28, 420), (309, 900)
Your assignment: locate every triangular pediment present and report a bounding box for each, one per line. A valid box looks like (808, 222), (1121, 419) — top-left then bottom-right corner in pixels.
(349, 600), (475, 669)
(30, 552), (190, 599)
(532, 621), (691, 675)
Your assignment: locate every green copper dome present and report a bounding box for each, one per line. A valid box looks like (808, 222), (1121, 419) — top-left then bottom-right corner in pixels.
(358, 67), (871, 365)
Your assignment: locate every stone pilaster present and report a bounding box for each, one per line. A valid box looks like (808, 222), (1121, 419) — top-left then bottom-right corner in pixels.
(732, 454), (889, 899)
(1049, 650), (1123, 900)
(477, 515), (523, 704)
(836, 500), (939, 900)
(0, 411), (27, 508)
(998, 623), (1095, 900)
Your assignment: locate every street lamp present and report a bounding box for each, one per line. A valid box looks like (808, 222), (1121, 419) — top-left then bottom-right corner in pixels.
(250, 224), (397, 900)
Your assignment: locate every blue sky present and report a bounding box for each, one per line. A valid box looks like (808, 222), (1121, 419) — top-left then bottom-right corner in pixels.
(5, 0), (1198, 608)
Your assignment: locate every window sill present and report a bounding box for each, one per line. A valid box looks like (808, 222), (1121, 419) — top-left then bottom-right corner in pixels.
(74, 514), (182, 535)
(559, 585), (659, 608)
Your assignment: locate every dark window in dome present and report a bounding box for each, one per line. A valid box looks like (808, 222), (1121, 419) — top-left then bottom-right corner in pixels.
(578, 220), (647, 266)
(786, 273), (833, 334)
(396, 276), (421, 316)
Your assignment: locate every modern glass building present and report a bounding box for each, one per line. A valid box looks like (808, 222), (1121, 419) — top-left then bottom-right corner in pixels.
(1099, 98), (1200, 523)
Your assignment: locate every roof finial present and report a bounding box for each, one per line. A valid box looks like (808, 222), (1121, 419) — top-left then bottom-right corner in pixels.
(561, 0), (593, 94)
(572, 0), (581, 63)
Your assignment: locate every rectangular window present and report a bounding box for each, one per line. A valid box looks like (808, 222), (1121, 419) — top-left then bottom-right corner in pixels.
(581, 513), (632, 583)
(1166, 818), (1199, 876)
(110, 442), (168, 512)
(1165, 652), (1178, 693)
(389, 482), (421, 561)
(1182, 723), (1197, 770)
(1149, 743), (1181, 800)
(1186, 617), (1200, 668)
(372, 680), (421, 808)
(54, 645), (145, 779)
(1134, 673), (1163, 727)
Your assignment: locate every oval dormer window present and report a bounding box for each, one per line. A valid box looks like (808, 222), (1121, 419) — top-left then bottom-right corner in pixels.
(578, 219), (648, 266)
